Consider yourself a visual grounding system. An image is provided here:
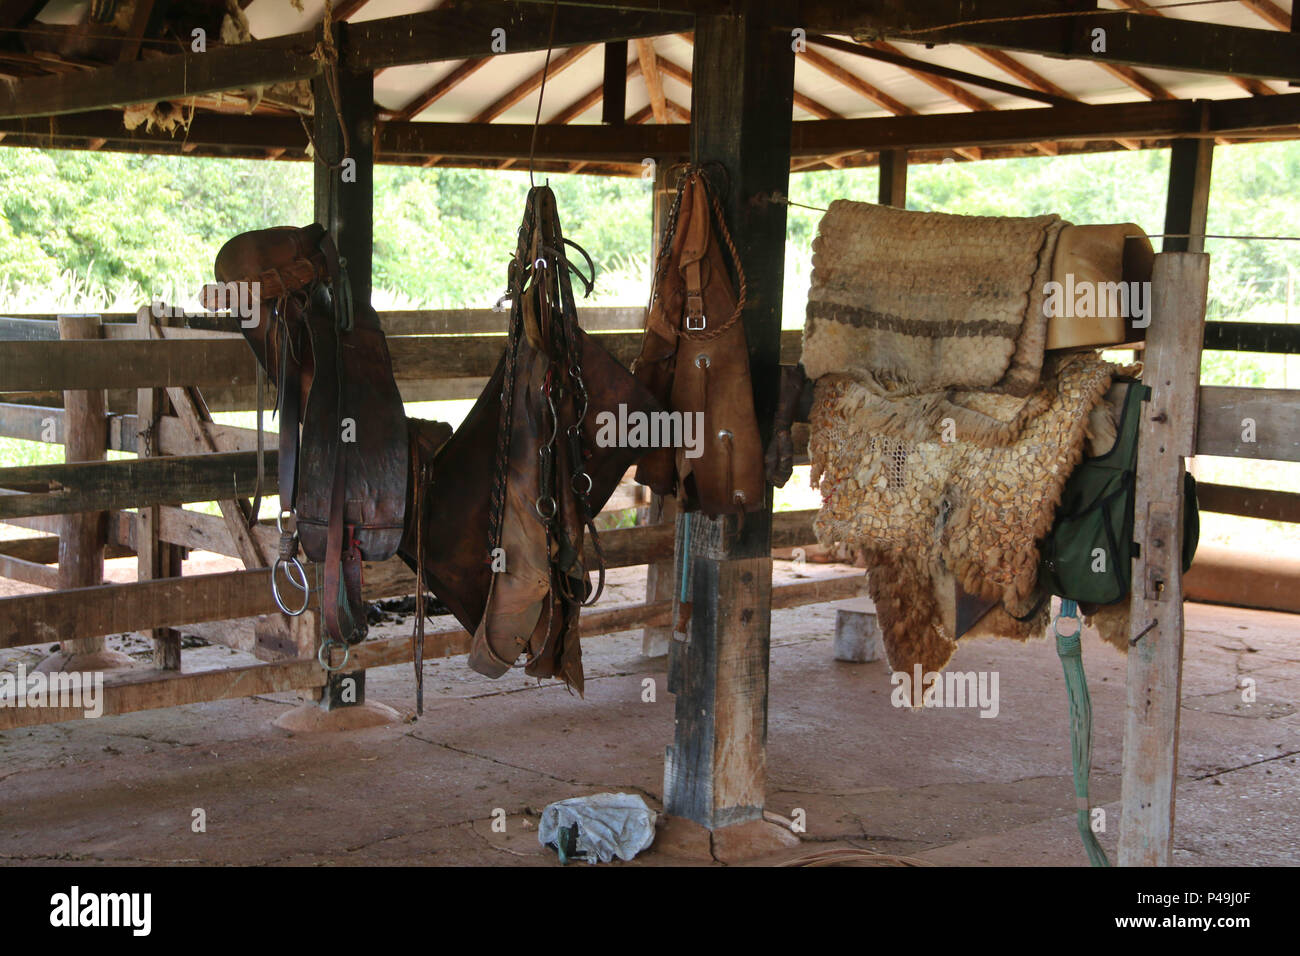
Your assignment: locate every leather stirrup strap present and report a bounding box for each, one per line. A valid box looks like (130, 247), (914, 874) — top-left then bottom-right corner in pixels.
(278, 350), (301, 520)
(412, 431), (426, 715)
(321, 448), (367, 648)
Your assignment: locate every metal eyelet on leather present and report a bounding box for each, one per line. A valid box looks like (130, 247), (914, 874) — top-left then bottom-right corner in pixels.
(696, 354), (710, 369)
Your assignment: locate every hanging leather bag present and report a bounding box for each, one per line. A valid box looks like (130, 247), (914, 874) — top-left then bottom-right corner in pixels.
(632, 168), (765, 517)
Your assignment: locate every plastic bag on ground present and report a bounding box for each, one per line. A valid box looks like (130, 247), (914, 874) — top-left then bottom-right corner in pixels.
(538, 792), (657, 864)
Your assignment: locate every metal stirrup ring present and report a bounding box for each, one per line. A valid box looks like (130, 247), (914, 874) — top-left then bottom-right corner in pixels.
(272, 556), (310, 616)
(318, 640), (350, 672)
(271, 510), (309, 616)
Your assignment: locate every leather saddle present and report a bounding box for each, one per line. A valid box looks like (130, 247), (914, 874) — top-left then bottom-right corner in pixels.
(397, 187), (663, 698)
(209, 224), (409, 655)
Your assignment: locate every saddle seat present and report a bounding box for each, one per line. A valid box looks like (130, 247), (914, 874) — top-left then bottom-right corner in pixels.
(211, 224), (409, 648)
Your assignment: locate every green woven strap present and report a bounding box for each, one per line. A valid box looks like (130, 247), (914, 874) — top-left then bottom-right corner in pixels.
(1056, 599), (1111, 867)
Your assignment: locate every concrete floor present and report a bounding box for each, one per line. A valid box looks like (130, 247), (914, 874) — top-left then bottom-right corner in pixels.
(0, 563), (1296, 867)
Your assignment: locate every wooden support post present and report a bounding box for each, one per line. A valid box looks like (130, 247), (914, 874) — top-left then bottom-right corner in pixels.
(136, 309), (182, 670)
(313, 47), (374, 302)
(602, 40), (628, 124)
(1119, 252), (1210, 866)
(41, 314), (132, 672)
(1162, 137), (1213, 253)
(641, 156), (678, 659)
(286, 49), (397, 728)
(663, 8), (794, 834)
(878, 148), (907, 207)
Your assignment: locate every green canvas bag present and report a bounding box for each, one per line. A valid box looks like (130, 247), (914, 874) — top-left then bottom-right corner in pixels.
(1037, 380), (1199, 607)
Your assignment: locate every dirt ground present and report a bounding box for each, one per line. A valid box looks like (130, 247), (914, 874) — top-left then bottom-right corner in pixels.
(0, 559), (1296, 867)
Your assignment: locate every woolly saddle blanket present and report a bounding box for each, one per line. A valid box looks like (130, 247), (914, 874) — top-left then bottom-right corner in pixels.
(803, 202), (1127, 678)
(803, 201), (1067, 399)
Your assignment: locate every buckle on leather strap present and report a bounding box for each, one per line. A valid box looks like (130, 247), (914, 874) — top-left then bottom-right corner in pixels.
(685, 313), (707, 332)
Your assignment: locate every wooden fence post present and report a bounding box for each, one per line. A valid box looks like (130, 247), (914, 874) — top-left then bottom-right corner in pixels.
(137, 307), (183, 669)
(42, 314), (131, 671)
(1118, 251), (1210, 866)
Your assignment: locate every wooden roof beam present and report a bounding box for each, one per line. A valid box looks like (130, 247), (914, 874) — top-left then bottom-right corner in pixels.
(634, 38), (668, 124)
(1111, 0), (1275, 96)
(0, 6), (689, 120)
(471, 44), (594, 124)
(850, 5), (1300, 82)
(12, 93), (1300, 164)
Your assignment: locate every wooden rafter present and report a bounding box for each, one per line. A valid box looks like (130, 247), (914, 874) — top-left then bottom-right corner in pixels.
(670, 35), (840, 120)
(1238, 0), (1291, 31)
(861, 40), (995, 112)
(859, 40), (1059, 157)
(969, 46), (1140, 150)
(810, 33), (1071, 106)
(471, 44), (594, 123)
(967, 47), (1075, 101)
(793, 44), (985, 159)
(634, 38), (668, 124)
(394, 58), (490, 121)
(796, 44), (916, 116)
(118, 0), (157, 64)
(1097, 62), (1176, 102)
(630, 96), (688, 124)
(331, 0), (374, 20)
(551, 59), (638, 123)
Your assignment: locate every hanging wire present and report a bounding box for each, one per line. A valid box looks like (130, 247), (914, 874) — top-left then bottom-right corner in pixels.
(759, 193), (1300, 242)
(892, 0), (1248, 39)
(527, 0), (562, 188)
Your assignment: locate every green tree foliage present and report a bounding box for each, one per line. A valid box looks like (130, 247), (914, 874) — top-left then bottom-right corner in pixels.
(1, 142), (1296, 324)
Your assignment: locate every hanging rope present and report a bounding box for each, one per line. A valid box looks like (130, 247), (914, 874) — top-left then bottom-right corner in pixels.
(1055, 599), (1111, 867)
(299, 0), (352, 171)
(527, 0), (562, 187)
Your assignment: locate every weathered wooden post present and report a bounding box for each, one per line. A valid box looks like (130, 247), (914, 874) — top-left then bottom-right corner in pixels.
(878, 148), (907, 208)
(661, 5), (797, 857)
(136, 307), (183, 670)
(275, 29), (398, 730)
(641, 156), (678, 659)
(38, 314), (133, 672)
(1118, 252), (1209, 866)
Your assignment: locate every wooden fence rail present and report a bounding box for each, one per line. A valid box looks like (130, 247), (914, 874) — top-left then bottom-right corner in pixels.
(1, 306), (1295, 731)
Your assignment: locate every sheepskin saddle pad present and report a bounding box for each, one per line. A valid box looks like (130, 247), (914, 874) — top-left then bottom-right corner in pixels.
(810, 352), (1128, 678)
(802, 201), (1067, 398)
